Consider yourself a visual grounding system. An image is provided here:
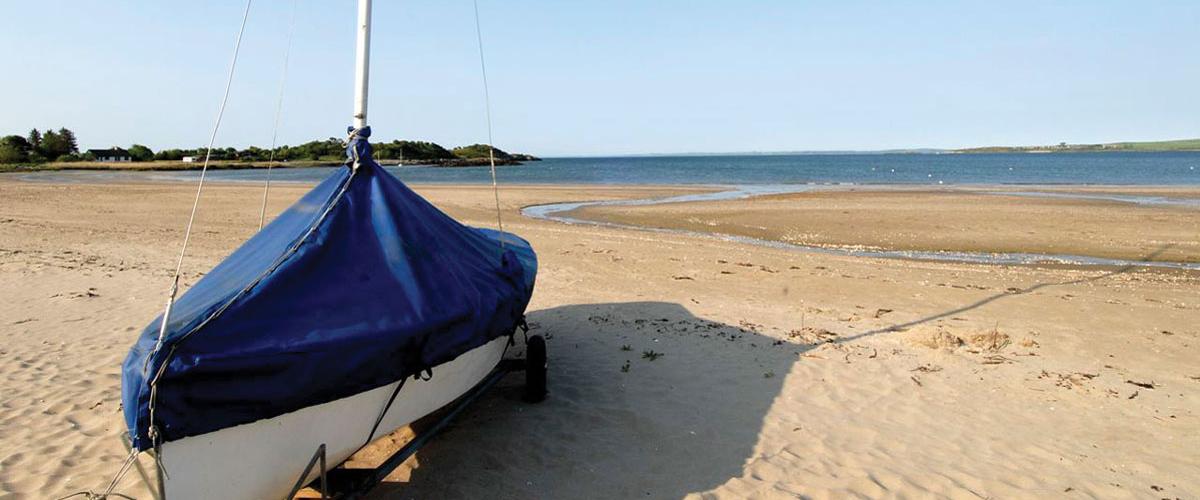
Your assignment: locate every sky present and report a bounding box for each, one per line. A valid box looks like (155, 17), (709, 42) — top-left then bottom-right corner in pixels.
(2, 1), (1197, 157)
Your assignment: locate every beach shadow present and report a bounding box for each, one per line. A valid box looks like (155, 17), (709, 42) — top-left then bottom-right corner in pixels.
(839, 244), (1178, 344)
(365, 301), (800, 499)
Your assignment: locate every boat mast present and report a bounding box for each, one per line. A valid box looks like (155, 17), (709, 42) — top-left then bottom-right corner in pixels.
(353, 0), (372, 129)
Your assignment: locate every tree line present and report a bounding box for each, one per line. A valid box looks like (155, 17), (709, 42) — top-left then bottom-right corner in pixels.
(1, 127), (530, 165)
(146, 139), (521, 162)
(0, 128), (80, 163)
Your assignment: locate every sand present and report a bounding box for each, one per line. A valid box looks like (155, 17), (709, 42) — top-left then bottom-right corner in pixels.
(569, 187), (1200, 264)
(1, 178), (1197, 499)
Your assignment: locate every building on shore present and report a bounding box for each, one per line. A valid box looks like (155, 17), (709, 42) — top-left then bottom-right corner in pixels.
(87, 148), (131, 162)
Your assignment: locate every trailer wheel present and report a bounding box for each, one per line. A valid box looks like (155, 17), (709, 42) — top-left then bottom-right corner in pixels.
(523, 335), (547, 403)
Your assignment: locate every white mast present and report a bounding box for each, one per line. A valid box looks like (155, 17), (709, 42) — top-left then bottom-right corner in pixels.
(353, 0), (372, 129)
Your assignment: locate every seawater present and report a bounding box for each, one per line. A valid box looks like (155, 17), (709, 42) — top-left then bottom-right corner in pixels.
(14, 151), (1200, 185)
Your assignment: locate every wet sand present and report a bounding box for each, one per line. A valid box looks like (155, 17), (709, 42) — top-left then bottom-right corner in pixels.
(568, 187), (1200, 265)
(1, 179), (1197, 499)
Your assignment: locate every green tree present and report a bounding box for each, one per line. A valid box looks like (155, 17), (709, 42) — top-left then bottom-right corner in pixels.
(285, 138), (345, 160)
(0, 146), (25, 164)
(239, 146), (267, 161)
(38, 129), (57, 157)
(128, 144), (154, 162)
(57, 128), (79, 155)
(38, 129), (75, 160)
(154, 148), (186, 161)
(27, 129), (41, 149)
(0, 135), (32, 164)
(374, 140), (456, 161)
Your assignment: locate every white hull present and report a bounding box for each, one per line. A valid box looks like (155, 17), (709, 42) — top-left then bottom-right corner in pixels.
(153, 337), (510, 500)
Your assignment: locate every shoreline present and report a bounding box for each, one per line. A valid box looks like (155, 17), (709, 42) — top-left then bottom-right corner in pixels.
(4, 173), (1198, 270)
(5, 168), (1200, 192)
(5, 149), (1200, 187)
(0, 144), (1196, 173)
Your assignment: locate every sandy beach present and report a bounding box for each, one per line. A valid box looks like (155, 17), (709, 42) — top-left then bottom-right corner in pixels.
(568, 187), (1200, 264)
(1, 178), (1198, 498)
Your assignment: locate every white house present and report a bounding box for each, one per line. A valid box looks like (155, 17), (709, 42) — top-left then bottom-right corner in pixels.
(87, 148), (132, 162)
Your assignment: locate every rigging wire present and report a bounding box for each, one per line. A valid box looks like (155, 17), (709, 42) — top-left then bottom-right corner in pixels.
(79, 1), (253, 494)
(259, 0), (299, 230)
(79, 3), (254, 494)
(148, 0), (253, 449)
(172, 0), (253, 286)
(472, 0), (506, 250)
(53, 449), (140, 500)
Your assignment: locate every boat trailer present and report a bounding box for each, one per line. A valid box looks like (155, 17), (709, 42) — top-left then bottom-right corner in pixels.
(288, 334), (547, 499)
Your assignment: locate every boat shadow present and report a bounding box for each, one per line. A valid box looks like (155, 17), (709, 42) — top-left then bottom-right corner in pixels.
(838, 243), (1180, 344)
(366, 301), (799, 499)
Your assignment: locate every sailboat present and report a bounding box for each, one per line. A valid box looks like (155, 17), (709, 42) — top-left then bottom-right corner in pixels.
(119, 1), (540, 498)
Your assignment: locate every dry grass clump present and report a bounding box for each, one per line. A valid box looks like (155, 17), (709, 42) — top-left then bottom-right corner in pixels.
(905, 328), (965, 350)
(905, 325), (1011, 352)
(967, 328), (1011, 352)
(787, 327), (839, 344)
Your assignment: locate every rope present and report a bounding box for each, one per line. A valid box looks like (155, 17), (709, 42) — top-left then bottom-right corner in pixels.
(54, 449), (140, 500)
(349, 128), (364, 170)
(54, 493), (136, 500)
(172, 0), (253, 286)
(259, 0), (299, 230)
(98, 449), (140, 498)
(147, 0), (253, 450)
(472, 0), (505, 250)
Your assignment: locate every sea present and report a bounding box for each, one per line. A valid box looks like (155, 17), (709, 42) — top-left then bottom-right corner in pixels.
(12, 151), (1200, 186)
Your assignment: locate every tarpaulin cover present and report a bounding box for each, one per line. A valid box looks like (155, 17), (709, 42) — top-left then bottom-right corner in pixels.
(122, 132), (536, 450)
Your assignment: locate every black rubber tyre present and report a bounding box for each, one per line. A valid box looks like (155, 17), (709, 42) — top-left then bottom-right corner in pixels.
(523, 335), (547, 403)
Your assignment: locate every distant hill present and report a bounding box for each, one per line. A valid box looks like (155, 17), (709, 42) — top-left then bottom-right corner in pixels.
(372, 141), (540, 166)
(452, 144), (513, 160)
(405, 144), (541, 167)
(372, 140), (456, 161)
(955, 138), (1200, 154)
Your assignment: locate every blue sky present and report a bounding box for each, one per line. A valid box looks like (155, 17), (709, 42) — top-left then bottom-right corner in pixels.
(2, 1), (1197, 156)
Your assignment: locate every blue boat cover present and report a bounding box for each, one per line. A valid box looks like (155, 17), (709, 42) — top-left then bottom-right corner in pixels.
(122, 130), (537, 451)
